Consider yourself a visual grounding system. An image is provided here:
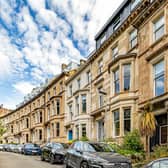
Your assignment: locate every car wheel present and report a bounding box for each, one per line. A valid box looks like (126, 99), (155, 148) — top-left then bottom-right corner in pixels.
(50, 154), (55, 164)
(41, 154), (45, 161)
(80, 162), (89, 168)
(64, 164), (70, 168)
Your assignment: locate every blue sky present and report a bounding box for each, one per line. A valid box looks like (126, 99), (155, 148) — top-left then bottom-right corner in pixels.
(0, 0), (123, 109)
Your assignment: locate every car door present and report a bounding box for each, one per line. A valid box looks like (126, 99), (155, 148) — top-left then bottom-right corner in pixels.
(46, 143), (52, 159)
(71, 142), (83, 168)
(43, 143), (51, 160)
(151, 159), (168, 168)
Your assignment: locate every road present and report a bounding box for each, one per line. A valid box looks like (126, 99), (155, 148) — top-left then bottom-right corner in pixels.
(0, 152), (64, 168)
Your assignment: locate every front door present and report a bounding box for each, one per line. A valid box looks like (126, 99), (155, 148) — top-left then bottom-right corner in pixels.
(97, 120), (104, 141)
(150, 114), (168, 151)
(68, 130), (73, 140)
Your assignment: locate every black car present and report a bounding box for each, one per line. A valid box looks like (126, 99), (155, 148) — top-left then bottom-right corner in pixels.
(41, 142), (69, 164)
(65, 141), (131, 168)
(143, 157), (168, 168)
(22, 143), (41, 155)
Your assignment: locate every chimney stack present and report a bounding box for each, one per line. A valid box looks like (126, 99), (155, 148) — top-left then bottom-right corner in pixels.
(61, 63), (67, 72)
(80, 59), (86, 66)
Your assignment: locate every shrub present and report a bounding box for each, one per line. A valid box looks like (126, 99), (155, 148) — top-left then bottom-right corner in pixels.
(80, 136), (89, 141)
(122, 129), (144, 152)
(151, 145), (168, 159)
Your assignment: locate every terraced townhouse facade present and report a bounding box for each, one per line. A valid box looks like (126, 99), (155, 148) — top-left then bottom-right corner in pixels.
(0, 63), (77, 144)
(65, 0), (168, 150)
(0, 0), (168, 150)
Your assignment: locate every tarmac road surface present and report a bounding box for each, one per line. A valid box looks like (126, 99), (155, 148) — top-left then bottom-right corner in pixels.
(0, 152), (64, 168)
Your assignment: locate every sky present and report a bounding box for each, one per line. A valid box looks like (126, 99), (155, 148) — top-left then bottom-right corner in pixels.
(0, 0), (123, 109)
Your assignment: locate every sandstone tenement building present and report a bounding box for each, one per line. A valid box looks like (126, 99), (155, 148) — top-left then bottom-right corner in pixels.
(0, 0), (168, 150)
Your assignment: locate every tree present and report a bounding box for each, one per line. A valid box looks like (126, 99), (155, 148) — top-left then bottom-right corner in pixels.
(0, 121), (6, 142)
(139, 103), (157, 156)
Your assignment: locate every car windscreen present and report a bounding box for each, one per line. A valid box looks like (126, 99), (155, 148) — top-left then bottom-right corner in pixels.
(61, 143), (69, 149)
(52, 143), (63, 149)
(25, 144), (39, 148)
(87, 143), (114, 152)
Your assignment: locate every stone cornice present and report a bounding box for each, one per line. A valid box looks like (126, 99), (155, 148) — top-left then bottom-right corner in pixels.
(108, 53), (137, 72)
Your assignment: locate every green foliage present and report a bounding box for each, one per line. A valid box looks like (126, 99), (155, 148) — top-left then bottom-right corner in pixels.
(79, 136), (89, 141)
(151, 145), (168, 159)
(122, 130), (144, 152)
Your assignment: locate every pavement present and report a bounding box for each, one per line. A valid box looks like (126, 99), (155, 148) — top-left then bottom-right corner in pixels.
(0, 152), (64, 168)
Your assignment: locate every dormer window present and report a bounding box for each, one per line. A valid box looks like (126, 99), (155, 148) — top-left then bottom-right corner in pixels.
(100, 34), (106, 44)
(131, 0), (141, 11)
(113, 16), (120, 31)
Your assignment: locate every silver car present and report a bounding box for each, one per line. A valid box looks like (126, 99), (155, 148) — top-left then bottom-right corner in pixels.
(143, 158), (168, 168)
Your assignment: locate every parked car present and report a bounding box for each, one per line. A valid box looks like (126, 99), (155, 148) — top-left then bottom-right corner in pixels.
(65, 141), (131, 168)
(22, 143), (41, 155)
(10, 144), (17, 152)
(41, 142), (69, 164)
(3, 144), (9, 151)
(143, 157), (168, 168)
(6, 144), (16, 152)
(0, 144), (4, 151)
(15, 144), (24, 153)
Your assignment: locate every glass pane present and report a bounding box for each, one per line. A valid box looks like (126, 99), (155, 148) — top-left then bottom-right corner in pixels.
(155, 76), (164, 96)
(154, 60), (164, 76)
(114, 69), (119, 80)
(154, 16), (164, 31)
(152, 162), (160, 168)
(130, 29), (137, 40)
(131, 38), (137, 48)
(155, 26), (164, 40)
(115, 80), (120, 93)
(124, 109), (131, 119)
(124, 120), (131, 133)
(114, 111), (119, 121)
(160, 160), (168, 168)
(115, 122), (120, 136)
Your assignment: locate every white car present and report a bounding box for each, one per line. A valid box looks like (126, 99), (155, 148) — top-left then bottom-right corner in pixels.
(0, 144), (4, 151)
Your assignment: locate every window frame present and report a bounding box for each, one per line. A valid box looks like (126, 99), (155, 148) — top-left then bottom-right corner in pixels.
(123, 108), (131, 134)
(81, 94), (87, 113)
(98, 59), (103, 75)
(98, 87), (104, 107)
(75, 96), (79, 115)
(153, 15), (165, 41)
(123, 64), (131, 91)
(113, 68), (120, 94)
(153, 60), (165, 97)
(112, 46), (119, 59)
(113, 110), (120, 137)
(129, 29), (137, 49)
(81, 124), (87, 137)
(56, 122), (60, 137)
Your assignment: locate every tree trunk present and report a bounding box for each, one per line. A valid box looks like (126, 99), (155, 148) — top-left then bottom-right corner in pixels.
(146, 135), (150, 159)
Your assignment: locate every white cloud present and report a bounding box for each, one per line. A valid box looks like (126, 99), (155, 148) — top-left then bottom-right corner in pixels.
(13, 81), (35, 95)
(0, 29), (27, 80)
(27, 0), (45, 11)
(0, 0), (124, 108)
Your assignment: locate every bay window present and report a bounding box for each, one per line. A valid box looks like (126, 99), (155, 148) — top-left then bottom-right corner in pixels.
(154, 60), (164, 96)
(114, 68), (120, 94)
(123, 64), (131, 91)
